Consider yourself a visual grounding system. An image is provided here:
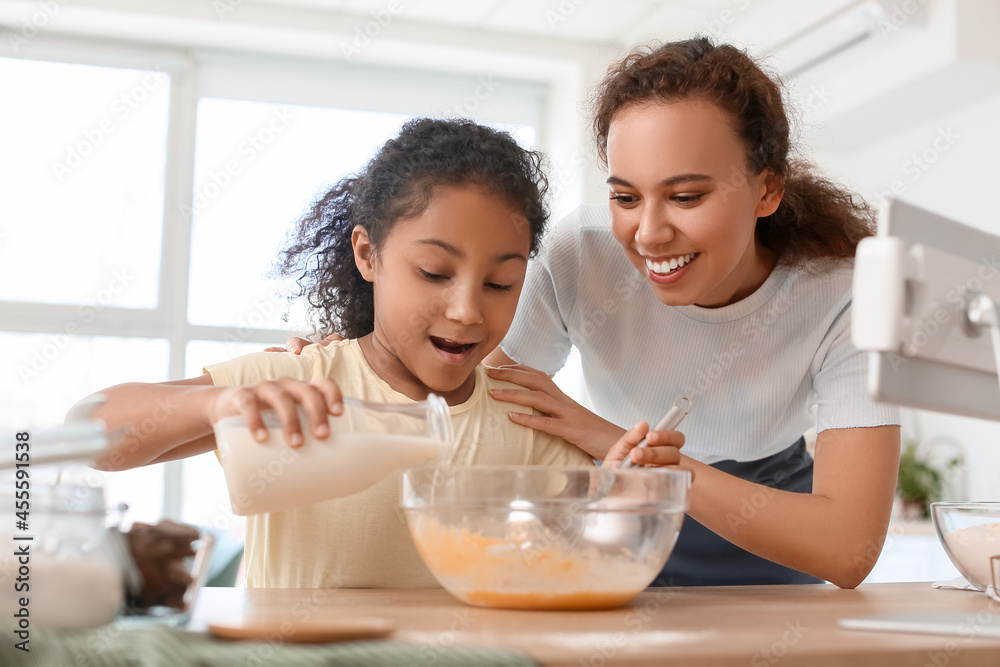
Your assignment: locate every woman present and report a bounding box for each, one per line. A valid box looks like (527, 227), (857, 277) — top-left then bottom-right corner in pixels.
(290, 38), (901, 588)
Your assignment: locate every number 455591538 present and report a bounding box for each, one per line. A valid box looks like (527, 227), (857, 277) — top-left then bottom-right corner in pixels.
(14, 431), (29, 530)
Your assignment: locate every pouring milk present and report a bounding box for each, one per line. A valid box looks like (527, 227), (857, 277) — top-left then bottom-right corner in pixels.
(214, 395), (453, 515)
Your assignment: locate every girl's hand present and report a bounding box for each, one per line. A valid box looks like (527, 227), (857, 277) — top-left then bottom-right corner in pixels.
(603, 421), (689, 474)
(265, 333), (343, 354)
(206, 377), (343, 448)
(486, 364), (626, 459)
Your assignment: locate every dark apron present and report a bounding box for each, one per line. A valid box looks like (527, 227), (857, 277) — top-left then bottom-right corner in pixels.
(652, 437), (824, 586)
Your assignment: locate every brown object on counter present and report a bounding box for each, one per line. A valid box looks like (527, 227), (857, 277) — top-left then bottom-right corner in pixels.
(123, 520), (200, 610)
(207, 617), (394, 643)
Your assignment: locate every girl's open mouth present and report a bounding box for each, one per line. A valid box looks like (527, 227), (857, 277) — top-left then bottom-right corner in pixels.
(431, 336), (476, 360)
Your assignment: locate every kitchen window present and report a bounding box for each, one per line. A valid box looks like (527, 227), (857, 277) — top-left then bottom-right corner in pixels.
(0, 36), (545, 540)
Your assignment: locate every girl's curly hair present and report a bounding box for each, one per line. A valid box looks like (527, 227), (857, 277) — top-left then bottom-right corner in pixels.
(593, 37), (874, 266)
(279, 117), (548, 339)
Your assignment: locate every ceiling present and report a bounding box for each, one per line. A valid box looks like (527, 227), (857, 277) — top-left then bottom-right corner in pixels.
(0, 0), (892, 82)
(240, 0), (865, 54)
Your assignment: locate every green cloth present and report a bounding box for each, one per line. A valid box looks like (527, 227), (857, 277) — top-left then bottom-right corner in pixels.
(0, 624), (540, 667)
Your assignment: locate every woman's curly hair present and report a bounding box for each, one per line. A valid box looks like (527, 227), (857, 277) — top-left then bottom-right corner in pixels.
(279, 118), (548, 339)
(593, 37), (874, 266)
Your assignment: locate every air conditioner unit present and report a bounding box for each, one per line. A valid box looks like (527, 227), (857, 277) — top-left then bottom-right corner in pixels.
(772, 0), (889, 77)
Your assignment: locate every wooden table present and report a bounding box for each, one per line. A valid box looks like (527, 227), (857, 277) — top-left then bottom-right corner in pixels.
(188, 583), (1000, 666)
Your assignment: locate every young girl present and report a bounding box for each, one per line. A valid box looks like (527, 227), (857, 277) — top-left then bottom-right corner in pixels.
(82, 118), (682, 589)
(481, 39), (902, 588)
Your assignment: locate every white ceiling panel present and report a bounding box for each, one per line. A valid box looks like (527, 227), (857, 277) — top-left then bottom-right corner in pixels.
(620, 3), (721, 45)
(178, 0), (886, 55)
(340, 0), (406, 12)
(484, 0), (584, 39)
(724, 0), (865, 53)
(245, 0), (350, 12)
(394, 0), (506, 28)
(549, 1), (664, 43)
(483, 0), (673, 42)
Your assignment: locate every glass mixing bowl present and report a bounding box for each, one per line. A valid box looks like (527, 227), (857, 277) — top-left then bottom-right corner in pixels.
(931, 501), (1000, 590)
(401, 465), (690, 610)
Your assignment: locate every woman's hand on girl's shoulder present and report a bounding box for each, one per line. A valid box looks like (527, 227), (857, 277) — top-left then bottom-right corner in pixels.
(486, 364), (627, 459)
(206, 377), (344, 449)
(603, 421), (691, 478)
(265, 333), (343, 354)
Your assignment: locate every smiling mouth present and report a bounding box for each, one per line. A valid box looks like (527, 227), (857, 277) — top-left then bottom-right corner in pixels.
(430, 337), (476, 356)
(645, 253), (698, 276)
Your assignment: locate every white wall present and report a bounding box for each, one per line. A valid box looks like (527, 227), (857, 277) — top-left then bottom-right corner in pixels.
(816, 91), (1000, 502)
(800, 0), (1000, 502)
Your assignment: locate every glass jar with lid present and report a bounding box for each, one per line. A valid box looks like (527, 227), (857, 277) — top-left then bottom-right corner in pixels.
(31, 464), (126, 628)
(1, 420), (127, 629)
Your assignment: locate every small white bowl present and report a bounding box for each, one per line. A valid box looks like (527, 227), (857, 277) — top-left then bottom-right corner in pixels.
(931, 502), (1000, 591)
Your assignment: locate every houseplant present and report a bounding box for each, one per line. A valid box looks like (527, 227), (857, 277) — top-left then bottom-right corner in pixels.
(897, 440), (961, 519)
